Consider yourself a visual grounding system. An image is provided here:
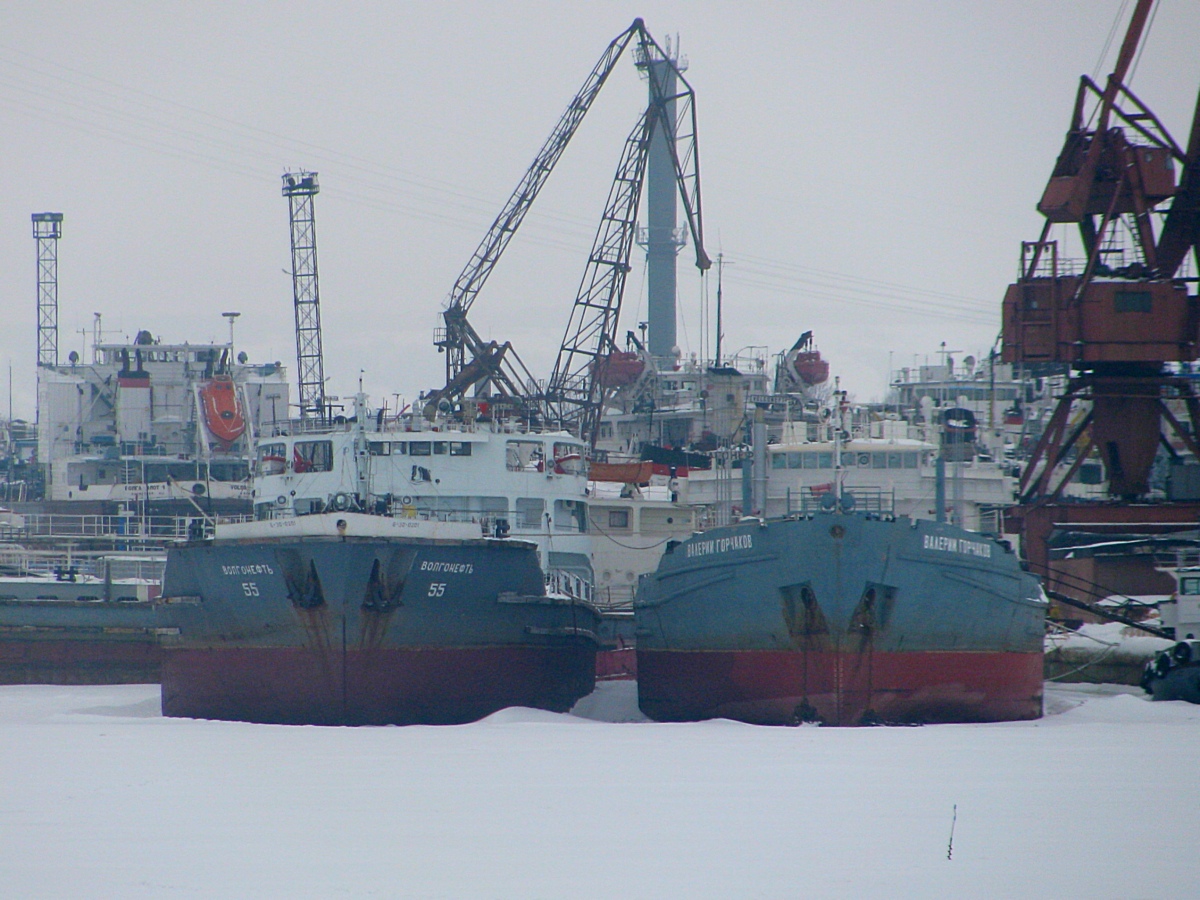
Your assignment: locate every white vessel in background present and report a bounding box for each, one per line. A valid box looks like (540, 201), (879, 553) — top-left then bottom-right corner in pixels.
(36, 327), (288, 509)
(761, 419), (1013, 532)
(250, 394), (695, 609)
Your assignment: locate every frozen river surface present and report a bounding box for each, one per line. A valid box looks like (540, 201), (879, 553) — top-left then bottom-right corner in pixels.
(0, 681), (1195, 898)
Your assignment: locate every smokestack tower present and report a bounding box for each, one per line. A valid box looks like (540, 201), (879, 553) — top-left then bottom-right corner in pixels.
(638, 38), (687, 365)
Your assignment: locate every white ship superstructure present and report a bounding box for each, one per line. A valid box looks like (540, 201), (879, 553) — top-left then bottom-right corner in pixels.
(37, 331), (288, 504)
(250, 395), (698, 606)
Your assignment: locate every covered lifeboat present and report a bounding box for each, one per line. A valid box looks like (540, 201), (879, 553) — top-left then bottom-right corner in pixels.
(778, 331), (830, 390)
(592, 350), (646, 389)
(792, 350), (830, 386)
(200, 376), (246, 448)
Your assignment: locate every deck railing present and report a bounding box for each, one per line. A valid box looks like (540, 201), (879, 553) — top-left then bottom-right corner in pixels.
(0, 513), (251, 545)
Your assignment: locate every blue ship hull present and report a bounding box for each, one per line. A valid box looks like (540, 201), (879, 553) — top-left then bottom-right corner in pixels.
(635, 513), (1046, 725)
(161, 533), (599, 724)
(0, 596), (166, 684)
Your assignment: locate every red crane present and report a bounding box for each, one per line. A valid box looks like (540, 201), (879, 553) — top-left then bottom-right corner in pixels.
(1002, 0), (1200, 594)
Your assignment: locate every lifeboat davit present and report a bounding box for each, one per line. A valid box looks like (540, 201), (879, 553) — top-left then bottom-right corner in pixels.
(201, 376), (246, 448)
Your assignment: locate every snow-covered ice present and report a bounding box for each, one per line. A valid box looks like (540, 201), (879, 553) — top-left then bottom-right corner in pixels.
(0, 681), (1196, 898)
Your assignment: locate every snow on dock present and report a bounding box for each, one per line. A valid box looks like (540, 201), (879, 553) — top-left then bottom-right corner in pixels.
(0, 681), (1196, 898)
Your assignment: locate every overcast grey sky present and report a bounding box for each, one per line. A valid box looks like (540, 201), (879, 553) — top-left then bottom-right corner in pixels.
(4, 1), (1199, 417)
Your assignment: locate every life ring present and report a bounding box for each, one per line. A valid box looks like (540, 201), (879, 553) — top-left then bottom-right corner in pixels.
(275, 495), (288, 507)
(331, 492), (352, 512)
(400, 495), (413, 506)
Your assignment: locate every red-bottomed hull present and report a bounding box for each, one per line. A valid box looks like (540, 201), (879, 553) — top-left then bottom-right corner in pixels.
(637, 648), (1044, 726)
(595, 647), (637, 681)
(0, 638), (161, 685)
(162, 644), (597, 725)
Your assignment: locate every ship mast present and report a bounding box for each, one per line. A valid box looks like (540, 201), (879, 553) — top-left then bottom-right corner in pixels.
(832, 378), (844, 507)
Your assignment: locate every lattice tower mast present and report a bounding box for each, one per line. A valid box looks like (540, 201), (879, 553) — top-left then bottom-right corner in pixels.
(282, 172), (326, 420)
(32, 213), (63, 368)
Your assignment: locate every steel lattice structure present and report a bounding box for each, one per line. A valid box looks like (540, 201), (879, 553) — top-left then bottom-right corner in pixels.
(546, 29), (709, 446)
(543, 112), (655, 441)
(435, 22), (646, 394)
(32, 212), (63, 368)
(282, 172), (326, 420)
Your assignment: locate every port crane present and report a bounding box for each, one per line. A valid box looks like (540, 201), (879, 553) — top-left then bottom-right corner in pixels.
(544, 33), (708, 446)
(1001, 0), (1200, 588)
(426, 19), (709, 433)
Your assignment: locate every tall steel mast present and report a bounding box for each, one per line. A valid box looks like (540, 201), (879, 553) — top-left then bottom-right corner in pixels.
(32, 212), (64, 369)
(283, 172), (326, 421)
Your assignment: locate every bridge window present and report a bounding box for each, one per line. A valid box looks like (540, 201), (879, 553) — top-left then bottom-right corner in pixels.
(515, 497), (545, 528)
(293, 440), (332, 473)
(507, 440), (545, 472)
(256, 442), (286, 476)
(552, 442), (584, 474)
(289, 441), (331, 475)
(554, 499), (588, 533)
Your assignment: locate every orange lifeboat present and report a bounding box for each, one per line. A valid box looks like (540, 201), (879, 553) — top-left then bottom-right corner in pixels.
(783, 332), (830, 387)
(200, 376), (246, 448)
(588, 461), (654, 484)
(592, 351), (646, 389)
(792, 350), (830, 386)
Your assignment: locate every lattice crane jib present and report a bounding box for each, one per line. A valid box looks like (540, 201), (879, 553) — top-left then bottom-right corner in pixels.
(547, 29), (710, 447)
(282, 172), (326, 420)
(32, 213), (63, 369)
(545, 113), (654, 441)
(636, 36), (708, 273)
(436, 20), (648, 390)
(428, 20), (709, 440)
